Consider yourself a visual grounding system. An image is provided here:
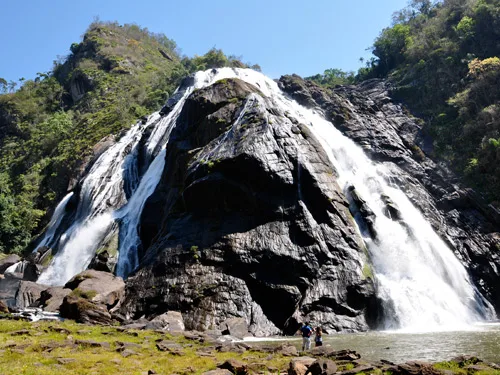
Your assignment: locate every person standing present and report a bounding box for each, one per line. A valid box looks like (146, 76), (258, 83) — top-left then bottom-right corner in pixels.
(314, 326), (323, 347)
(300, 322), (313, 351)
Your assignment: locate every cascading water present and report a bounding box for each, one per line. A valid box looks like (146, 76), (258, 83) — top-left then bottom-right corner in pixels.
(36, 67), (494, 331)
(38, 69), (263, 285)
(33, 192), (74, 252)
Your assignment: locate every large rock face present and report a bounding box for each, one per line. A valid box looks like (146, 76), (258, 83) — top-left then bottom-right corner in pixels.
(121, 78), (378, 334)
(278, 75), (500, 313)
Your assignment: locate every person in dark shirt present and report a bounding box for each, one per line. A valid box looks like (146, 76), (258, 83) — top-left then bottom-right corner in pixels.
(300, 322), (312, 351)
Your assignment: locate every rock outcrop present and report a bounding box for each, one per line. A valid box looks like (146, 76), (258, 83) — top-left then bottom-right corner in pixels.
(121, 77), (379, 334)
(58, 270), (125, 324)
(278, 75), (500, 313)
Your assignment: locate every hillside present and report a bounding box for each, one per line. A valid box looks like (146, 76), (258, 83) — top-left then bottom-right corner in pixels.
(354, 0), (500, 206)
(0, 21), (256, 255)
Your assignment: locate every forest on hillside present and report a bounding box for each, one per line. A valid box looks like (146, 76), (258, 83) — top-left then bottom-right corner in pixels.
(0, 21), (259, 254)
(310, 0), (500, 207)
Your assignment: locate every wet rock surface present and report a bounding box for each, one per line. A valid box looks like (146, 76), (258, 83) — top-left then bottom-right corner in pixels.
(278, 76), (500, 314)
(122, 77), (378, 334)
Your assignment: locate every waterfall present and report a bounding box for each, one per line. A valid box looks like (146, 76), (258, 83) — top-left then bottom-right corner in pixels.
(183, 68), (493, 330)
(33, 192), (74, 252)
(36, 67), (494, 331)
(38, 69), (255, 285)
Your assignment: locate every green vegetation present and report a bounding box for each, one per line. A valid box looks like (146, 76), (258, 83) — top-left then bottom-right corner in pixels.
(306, 68), (356, 87)
(361, 0), (500, 205)
(0, 319), (290, 375)
(0, 21), (260, 255)
(308, 0), (500, 206)
(70, 288), (98, 300)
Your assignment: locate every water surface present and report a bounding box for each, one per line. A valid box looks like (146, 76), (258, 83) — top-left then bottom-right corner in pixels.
(245, 324), (500, 363)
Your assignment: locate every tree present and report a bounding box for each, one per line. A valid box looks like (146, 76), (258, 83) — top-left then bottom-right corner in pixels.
(8, 80), (17, 92)
(0, 78), (7, 93)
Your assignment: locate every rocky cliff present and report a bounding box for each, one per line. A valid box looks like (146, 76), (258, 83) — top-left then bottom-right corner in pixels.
(120, 73), (500, 335)
(120, 77), (379, 335)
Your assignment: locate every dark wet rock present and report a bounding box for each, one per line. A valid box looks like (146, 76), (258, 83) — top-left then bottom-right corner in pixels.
(0, 254), (21, 273)
(305, 359), (337, 375)
(88, 250), (114, 273)
(122, 77), (378, 334)
(0, 274), (22, 309)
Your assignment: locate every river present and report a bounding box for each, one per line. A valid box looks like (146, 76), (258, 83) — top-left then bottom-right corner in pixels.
(245, 323), (500, 363)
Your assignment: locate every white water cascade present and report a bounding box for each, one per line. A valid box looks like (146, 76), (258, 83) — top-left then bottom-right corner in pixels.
(36, 68), (494, 331)
(33, 192), (74, 252)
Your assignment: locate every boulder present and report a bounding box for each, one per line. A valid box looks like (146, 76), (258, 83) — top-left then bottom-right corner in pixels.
(309, 347), (360, 361)
(64, 270), (124, 308)
(388, 361), (442, 375)
(0, 254), (21, 273)
(0, 275), (22, 308)
(276, 345), (299, 357)
(220, 317), (250, 338)
(217, 359), (248, 375)
(305, 359), (337, 375)
(15, 281), (48, 309)
(59, 293), (112, 325)
(39, 287), (72, 312)
(145, 311), (185, 332)
(156, 341), (183, 353)
(289, 356), (316, 375)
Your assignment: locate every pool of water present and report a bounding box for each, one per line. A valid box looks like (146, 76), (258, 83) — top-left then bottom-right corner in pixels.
(244, 323), (500, 363)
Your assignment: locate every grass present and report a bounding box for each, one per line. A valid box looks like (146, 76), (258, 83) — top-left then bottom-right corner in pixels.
(2, 319), (498, 375)
(0, 319), (291, 375)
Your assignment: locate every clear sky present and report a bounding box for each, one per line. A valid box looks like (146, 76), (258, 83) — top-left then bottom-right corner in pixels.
(0, 0), (408, 83)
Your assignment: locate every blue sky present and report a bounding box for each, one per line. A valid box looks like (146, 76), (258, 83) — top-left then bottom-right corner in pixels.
(0, 0), (408, 83)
